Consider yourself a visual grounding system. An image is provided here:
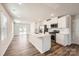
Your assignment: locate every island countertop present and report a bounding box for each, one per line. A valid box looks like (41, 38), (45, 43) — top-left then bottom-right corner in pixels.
(30, 33), (50, 38)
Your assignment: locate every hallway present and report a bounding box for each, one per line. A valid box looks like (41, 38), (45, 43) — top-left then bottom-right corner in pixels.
(4, 35), (41, 56)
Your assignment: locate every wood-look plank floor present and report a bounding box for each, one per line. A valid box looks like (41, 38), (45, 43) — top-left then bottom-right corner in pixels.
(4, 35), (79, 56)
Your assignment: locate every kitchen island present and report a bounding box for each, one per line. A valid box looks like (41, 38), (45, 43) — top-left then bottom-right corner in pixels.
(29, 33), (51, 53)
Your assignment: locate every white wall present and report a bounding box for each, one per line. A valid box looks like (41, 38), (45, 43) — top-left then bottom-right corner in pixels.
(72, 15), (79, 44)
(0, 4), (13, 39)
(0, 4), (13, 56)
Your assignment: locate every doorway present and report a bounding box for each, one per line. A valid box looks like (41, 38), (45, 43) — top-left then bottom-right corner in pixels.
(14, 23), (30, 39)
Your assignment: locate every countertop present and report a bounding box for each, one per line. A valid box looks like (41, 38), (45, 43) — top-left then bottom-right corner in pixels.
(30, 33), (50, 38)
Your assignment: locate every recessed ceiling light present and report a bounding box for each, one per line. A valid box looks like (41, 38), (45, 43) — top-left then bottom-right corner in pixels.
(11, 8), (16, 14)
(18, 3), (22, 5)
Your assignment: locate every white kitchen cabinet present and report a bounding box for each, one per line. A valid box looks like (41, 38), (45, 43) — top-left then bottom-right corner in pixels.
(29, 34), (51, 53)
(58, 15), (71, 28)
(56, 15), (71, 46)
(56, 34), (71, 46)
(42, 17), (58, 28)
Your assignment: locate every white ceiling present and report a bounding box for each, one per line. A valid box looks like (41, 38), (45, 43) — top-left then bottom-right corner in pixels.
(3, 3), (79, 22)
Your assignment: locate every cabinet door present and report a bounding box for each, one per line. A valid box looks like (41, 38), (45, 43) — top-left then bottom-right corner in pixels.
(58, 17), (66, 28)
(56, 34), (66, 46)
(56, 34), (70, 46)
(58, 15), (71, 29)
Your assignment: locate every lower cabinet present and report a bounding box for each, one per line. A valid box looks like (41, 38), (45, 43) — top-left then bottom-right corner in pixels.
(56, 34), (71, 46)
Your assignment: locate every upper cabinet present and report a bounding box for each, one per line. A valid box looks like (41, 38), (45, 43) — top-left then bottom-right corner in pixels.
(48, 17), (58, 24)
(41, 17), (58, 29)
(58, 15), (71, 29)
(42, 17), (58, 25)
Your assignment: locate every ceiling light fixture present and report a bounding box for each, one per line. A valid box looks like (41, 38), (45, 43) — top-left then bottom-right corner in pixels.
(18, 3), (22, 5)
